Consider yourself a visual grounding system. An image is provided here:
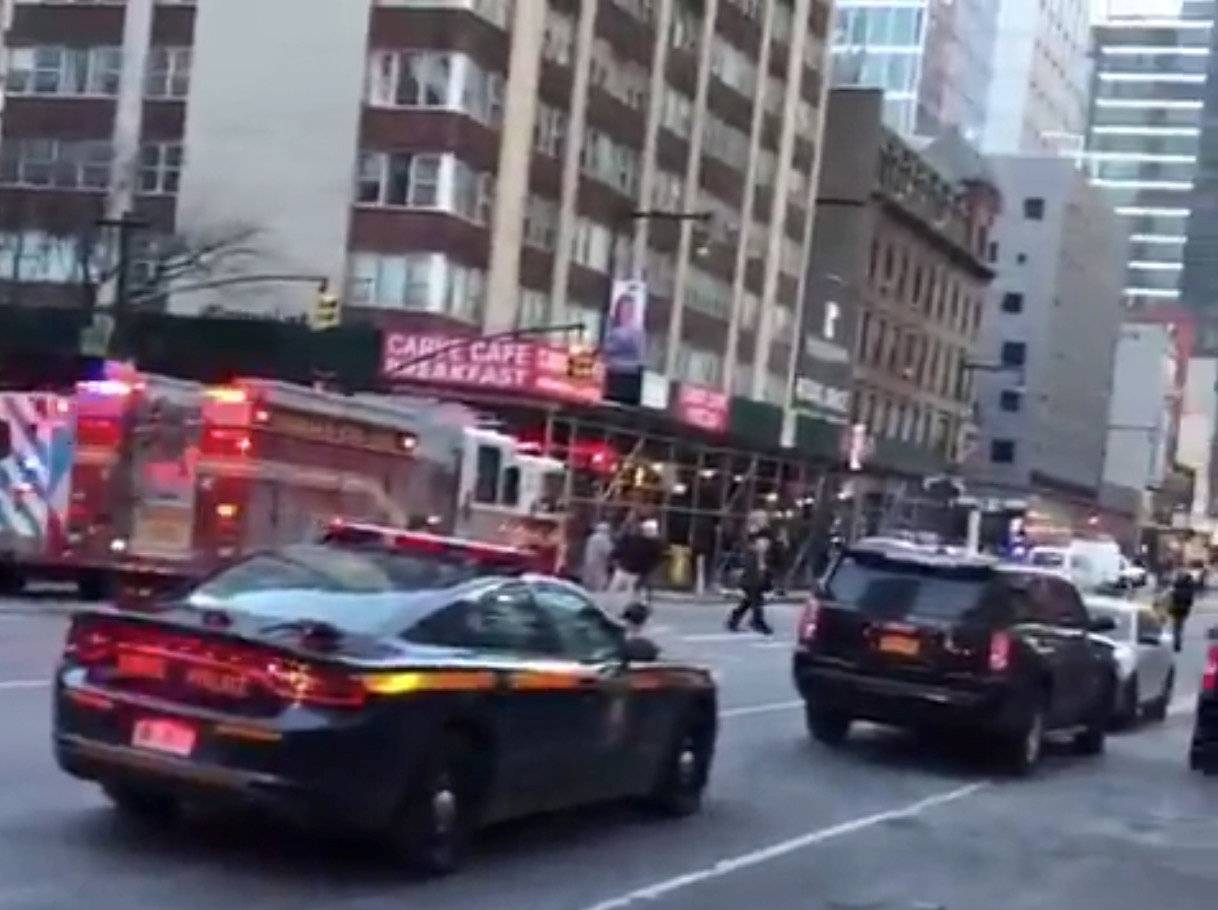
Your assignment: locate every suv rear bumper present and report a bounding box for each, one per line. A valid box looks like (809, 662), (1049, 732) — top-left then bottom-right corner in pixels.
(794, 655), (1027, 735)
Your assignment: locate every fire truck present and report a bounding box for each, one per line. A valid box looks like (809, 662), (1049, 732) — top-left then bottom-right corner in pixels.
(0, 370), (567, 600)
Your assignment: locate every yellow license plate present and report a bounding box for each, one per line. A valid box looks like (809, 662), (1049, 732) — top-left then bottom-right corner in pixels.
(878, 634), (920, 657)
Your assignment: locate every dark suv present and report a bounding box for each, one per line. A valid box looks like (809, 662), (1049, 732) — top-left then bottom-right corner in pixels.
(792, 544), (1117, 773)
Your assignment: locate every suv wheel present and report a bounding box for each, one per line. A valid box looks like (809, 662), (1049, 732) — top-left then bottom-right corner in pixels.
(1004, 706), (1044, 776)
(805, 704), (851, 746)
(1074, 675), (1112, 756)
(1115, 675), (1139, 729)
(1147, 670), (1173, 723)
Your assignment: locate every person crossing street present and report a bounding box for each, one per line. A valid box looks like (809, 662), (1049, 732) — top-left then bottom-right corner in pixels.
(1169, 569), (1197, 653)
(726, 535), (773, 635)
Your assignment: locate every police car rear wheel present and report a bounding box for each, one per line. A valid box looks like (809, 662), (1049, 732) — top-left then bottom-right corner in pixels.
(394, 737), (472, 876)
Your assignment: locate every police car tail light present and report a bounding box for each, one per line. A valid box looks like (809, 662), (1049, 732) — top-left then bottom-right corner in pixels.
(264, 660), (367, 709)
(797, 597), (821, 644)
(65, 619), (119, 667)
(988, 631), (1012, 673)
(1203, 645), (1218, 693)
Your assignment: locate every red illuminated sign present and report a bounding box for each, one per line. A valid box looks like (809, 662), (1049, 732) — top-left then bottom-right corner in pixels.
(673, 383), (729, 433)
(382, 333), (604, 405)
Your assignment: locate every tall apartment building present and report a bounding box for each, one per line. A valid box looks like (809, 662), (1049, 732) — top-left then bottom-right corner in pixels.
(807, 89), (997, 474)
(0, 0), (834, 407)
(981, 0), (1091, 154)
(0, 0), (195, 308)
(966, 156), (1125, 508)
(1084, 2), (1215, 308)
(830, 0), (998, 140)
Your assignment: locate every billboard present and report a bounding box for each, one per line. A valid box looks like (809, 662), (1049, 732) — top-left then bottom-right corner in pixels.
(381, 332), (603, 405)
(603, 279), (647, 371)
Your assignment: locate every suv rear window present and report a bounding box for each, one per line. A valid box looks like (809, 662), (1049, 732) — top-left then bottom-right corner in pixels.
(825, 553), (1000, 624)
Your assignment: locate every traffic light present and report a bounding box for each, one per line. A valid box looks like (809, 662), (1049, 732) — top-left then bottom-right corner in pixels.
(568, 346), (597, 380)
(311, 286), (341, 331)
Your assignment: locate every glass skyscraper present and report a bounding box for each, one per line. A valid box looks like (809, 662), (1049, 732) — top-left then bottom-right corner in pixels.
(831, 0), (998, 140)
(1085, 1), (1215, 308)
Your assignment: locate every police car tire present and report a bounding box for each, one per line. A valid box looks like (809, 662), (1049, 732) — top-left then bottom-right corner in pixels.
(648, 711), (713, 817)
(394, 736), (473, 876)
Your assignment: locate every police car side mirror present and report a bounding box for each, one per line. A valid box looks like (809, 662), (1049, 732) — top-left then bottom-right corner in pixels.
(621, 636), (660, 663)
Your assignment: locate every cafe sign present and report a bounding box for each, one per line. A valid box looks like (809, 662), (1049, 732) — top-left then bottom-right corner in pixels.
(381, 332), (603, 405)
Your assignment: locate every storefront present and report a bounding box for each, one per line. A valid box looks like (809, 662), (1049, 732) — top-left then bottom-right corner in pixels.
(380, 330), (848, 587)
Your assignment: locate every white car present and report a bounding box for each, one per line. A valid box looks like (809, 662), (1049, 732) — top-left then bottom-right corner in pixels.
(1085, 595), (1175, 726)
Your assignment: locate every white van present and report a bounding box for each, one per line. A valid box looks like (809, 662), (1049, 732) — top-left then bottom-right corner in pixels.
(1027, 539), (1123, 593)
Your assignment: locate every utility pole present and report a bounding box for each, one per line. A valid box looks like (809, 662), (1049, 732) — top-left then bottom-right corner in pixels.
(95, 211), (149, 360)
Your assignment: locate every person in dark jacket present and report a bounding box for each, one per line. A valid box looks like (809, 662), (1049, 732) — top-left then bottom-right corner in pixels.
(1169, 569), (1197, 652)
(726, 535), (773, 634)
(609, 518), (666, 595)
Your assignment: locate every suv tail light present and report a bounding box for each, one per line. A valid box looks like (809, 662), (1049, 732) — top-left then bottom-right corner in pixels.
(797, 597), (821, 644)
(988, 631), (1012, 673)
(1203, 645), (1218, 693)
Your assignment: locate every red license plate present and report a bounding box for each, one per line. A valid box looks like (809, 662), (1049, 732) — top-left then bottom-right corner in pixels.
(131, 718), (196, 757)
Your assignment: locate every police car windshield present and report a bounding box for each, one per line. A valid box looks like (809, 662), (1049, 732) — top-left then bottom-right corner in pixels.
(185, 545), (489, 632)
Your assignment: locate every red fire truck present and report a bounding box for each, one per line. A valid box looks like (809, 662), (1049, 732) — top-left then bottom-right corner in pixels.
(0, 371), (567, 601)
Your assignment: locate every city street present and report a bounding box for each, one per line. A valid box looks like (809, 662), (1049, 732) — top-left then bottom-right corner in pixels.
(0, 594), (1216, 909)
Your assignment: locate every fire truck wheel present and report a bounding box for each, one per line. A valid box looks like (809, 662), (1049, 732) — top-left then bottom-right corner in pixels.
(0, 568), (25, 596)
(78, 572), (112, 602)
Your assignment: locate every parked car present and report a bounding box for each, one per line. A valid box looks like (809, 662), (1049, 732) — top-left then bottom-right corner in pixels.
(1027, 539), (1123, 593)
(1083, 595), (1174, 727)
(793, 542), (1118, 775)
(1189, 628), (1218, 775)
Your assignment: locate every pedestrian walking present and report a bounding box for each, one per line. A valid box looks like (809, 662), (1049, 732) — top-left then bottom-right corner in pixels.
(1169, 569), (1197, 652)
(610, 518), (665, 596)
(581, 521), (614, 592)
(726, 535), (773, 635)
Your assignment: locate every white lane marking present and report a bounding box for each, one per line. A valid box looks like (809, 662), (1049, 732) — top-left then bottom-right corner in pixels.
(0, 679), (48, 691)
(751, 641), (793, 649)
(580, 782), (988, 910)
(719, 699), (802, 719)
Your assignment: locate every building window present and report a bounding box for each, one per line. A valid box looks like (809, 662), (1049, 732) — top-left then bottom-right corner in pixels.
(6, 46), (122, 97)
(138, 143), (183, 195)
(999, 389), (1021, 412)
(366, 51), (505, 127)
(533, 103), (568, 158)
(145, 47), (192, 99)
(1000, 341), (1026, 368)
(357, 151), (442, 208)
(348, 251), (486, 324)
(1001, 292), (1023, 314)
(1023, 197), (1044, 220)
(0, 138), (112, 190)
(1016, 253), (1027, 265)
(990, 439), (1016, 463)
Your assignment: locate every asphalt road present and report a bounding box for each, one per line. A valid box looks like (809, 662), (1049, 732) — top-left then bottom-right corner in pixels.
(0, 594), (1216, 909)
